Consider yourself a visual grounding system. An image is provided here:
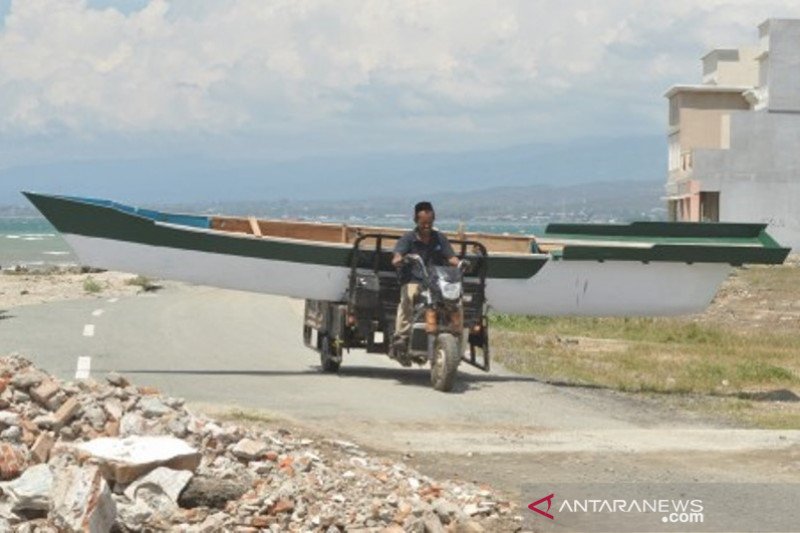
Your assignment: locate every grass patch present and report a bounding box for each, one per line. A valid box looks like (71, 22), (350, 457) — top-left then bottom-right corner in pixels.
(494, 320), (799, 391)
(491, 315), (726, 345)
(664, 395), (800, 430)
(221, 408), (277, 425)
(491, 315), (800, 416)
(125, 275), (161, 292)
(82, 276), (104, 294)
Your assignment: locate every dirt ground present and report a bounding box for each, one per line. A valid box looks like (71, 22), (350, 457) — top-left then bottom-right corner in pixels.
(693, 256), (800, 333)
(0, 267), (154, 310)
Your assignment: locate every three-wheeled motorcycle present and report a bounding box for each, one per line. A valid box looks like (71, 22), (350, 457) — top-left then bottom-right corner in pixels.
(303, 233), (490, 392)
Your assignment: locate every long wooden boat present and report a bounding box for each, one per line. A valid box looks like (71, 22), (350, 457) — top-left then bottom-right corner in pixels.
(23, 192), (790, 316)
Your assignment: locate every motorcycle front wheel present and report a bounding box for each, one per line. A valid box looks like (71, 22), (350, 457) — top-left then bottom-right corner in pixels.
(430, 332), (460, 392)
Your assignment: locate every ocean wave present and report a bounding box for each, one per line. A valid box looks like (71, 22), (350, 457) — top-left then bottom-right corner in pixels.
(4, 233), (56, 239)
(43, 251), (71, 256)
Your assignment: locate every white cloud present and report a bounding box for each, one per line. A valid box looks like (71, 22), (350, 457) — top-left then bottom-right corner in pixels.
(1, 0), (799, 155)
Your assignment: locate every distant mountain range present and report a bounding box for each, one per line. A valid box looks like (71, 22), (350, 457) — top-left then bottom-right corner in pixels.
(1, 134), (666, 207)
(161, 179), (666, 223)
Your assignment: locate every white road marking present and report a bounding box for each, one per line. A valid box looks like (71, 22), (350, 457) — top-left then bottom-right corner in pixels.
(108, 298), (119, 303)
(75, 356), (91, 379)
(92, 309), (104, 317)
(83, 324), (95, 337)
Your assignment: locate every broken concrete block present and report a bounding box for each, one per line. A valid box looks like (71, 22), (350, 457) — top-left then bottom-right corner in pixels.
(50, 465), (116, 533)
(45, 391), (67, 412)
(119, 412), (146, 437)
(75, 436), (201, 484)
(124, 466), (193, 503)
(104, 420), (120, 437)
(105, 372), (130, 388)
(1, 425), (21, 442)
(232, 438), (269, 461)
(82, 404), (107, 431)
(178, 476), (250, 510)
(10, 370), (45, 390)
(0, 442), (27, 480)
(3, 463), (53, 513)
(53, 397), (80, 429)
(30, 431), (55, 464)
(103, 399), (123, 421)
(115, 498), (154, 530)
(0, 410), (20, 427)
(139, 397), (170, 418)
(30, 381), (59, 408)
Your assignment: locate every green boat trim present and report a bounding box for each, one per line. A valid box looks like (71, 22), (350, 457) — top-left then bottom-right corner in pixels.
(23, 193), (789, 273)
(22, 192), (548, 280)
(543, 222), (790, 265)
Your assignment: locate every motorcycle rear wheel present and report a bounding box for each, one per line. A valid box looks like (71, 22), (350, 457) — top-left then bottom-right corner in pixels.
(319, 334), (341, 373)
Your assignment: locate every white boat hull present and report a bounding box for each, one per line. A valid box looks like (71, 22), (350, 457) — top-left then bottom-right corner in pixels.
(65, 234), (731, 316)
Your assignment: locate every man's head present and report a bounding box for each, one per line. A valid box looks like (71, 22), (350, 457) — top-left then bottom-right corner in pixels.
(414, 201), (435, 236)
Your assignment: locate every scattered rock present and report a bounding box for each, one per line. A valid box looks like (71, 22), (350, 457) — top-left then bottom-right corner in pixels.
(3, 463), (53, 513)
(450, 519), (485, 533)
(0, 410), (20, 427)
(30, 381), (60, 408)
(178, 476), (250, 510)
(0, 442), (27, 480)
(10, 370), (45, 390)
(74, 436), (201, 484)
(50, 464), (116, 533)
(232, 438), (268, 461)
(139, 397), (171, 418)
(124, 466), (193, 504)
(52, 397), (80, 429)
(103, 399), (124, 421)
(1, 425), (21, 442)
(30, 432), (55, 464)
(0, 355), (513, 530)
(119, 412), (146, 436)
(105, 372), (130, 388)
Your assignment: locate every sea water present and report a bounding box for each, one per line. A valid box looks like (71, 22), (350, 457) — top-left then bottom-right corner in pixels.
(0, 217), (77, 268)
(0, 215), (543, 269)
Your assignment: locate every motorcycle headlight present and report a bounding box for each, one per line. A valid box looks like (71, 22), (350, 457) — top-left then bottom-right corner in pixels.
(439, 280), (462, 301)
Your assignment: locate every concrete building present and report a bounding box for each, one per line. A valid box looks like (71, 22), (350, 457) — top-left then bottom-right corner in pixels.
(665, 18), (800, 250)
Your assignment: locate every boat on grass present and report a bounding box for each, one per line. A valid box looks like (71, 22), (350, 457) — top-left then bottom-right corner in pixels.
(23, 192), (790, 316)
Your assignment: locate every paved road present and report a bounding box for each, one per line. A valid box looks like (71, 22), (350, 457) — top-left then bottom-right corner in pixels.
(2, 283), (799, 495)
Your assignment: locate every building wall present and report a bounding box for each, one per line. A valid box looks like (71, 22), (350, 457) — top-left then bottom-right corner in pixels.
(693, 111), (800, 248)
(703, 47), (761, 86)
(665, 18), (800, 250)
(667, 92), (749, 183)
(763, 19), (800, 112)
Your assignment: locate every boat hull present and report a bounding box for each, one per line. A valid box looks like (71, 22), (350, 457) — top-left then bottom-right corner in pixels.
(64, 233), (352, 301)
(24, 192), (789, 317)
(63, 233), (730, 316)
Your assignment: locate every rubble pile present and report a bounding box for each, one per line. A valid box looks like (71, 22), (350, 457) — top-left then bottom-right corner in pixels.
(0, 356), (516, 532)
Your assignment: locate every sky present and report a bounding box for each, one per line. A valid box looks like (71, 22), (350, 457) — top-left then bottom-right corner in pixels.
(1, 0), (800, 196)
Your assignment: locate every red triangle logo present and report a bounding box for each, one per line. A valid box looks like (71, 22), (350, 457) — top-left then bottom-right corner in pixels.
(528, 493), (555, 520)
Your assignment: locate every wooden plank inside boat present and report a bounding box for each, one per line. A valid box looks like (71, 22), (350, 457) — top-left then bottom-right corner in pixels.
(210, 216), (539, 254)
(248, 216), (262, 237)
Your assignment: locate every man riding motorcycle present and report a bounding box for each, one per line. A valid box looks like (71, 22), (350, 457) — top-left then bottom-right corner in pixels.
(390, 201), (464, 362)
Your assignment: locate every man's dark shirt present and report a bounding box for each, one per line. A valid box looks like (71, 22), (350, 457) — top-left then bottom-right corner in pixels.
(393, 229), (456, 284)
